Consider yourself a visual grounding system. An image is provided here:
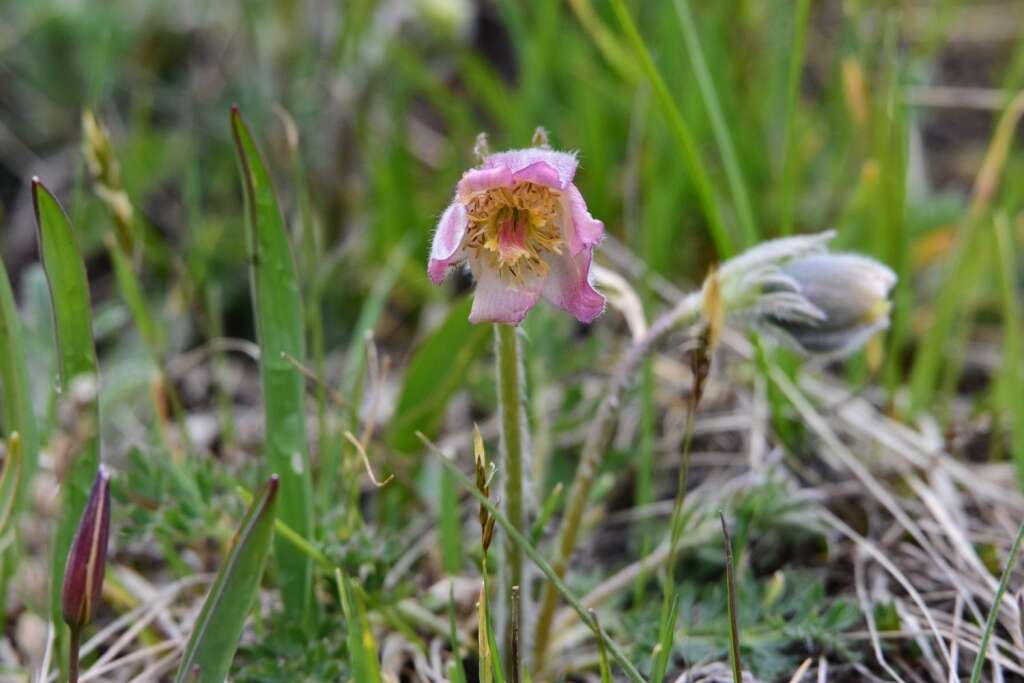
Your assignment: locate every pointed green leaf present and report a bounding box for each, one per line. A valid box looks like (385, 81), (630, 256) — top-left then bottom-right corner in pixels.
(33, 179), (101, 666)
(104, 234), (165, 358)
(0, 433), (23, 537)
(230, 108), (313, 623)
(175, 476), (280, 683)
(0, 250), (39, 524)
(336, 569), (383, 683)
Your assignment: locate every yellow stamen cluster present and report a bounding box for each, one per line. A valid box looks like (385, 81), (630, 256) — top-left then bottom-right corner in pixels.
(464, 182), (563, 281)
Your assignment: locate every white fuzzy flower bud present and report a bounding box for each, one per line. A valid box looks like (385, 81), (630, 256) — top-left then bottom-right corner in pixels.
(766, 253), (897, 357)
(711, 231), (897, 358)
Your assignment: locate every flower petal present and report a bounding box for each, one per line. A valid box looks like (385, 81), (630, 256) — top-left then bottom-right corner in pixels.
(484, 148), (578, 189)
(467, 252), (544, 324)
(457, 165), (513, 197)
(542, 249), (605, 323)
(561, 184), (604, 255)
(511, 161), (563, 189)
(428, 201), (469, 285)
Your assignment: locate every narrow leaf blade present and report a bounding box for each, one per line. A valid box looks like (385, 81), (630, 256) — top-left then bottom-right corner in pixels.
(175, 476), (280, 683)
(336, 570), (383, 683)
(230, 108), (314, 623)
(0, 253), (39, 524)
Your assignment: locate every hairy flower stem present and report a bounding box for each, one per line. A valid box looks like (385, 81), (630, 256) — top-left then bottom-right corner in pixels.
(69, 627), (81, 683)
(495, 323), (526, 676)
(533, 292), (702, 667)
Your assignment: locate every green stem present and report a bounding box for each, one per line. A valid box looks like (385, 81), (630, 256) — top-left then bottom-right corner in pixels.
(720, 513), (743, 683)
(69, 627), (81, 683)
(672, 0), (757, 247)
(667, 403), (697, 571)
(495, 323), (525, 677)
(969, 520), (1024, 683)
(778, 0), (811, 235)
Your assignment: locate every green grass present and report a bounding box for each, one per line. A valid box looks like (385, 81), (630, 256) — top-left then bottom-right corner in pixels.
(2, 1), (1023, 681)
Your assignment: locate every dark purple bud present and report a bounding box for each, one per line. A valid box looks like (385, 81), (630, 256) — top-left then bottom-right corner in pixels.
(62, 466), (111, 631)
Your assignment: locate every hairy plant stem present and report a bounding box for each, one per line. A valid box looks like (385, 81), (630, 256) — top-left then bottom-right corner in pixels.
(533, 292), (702, 667)
(69, 627), (81, 683)
(495, 323), (525, 677)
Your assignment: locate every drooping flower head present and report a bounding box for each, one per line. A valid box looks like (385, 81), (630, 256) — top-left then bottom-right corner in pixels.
(767, 253), (897, 356)
(429, 133), (605, 324)
(711, 231), (897, 358)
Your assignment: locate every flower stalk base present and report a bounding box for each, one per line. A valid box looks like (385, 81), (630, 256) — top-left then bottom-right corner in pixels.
(496, 323), (526, 678)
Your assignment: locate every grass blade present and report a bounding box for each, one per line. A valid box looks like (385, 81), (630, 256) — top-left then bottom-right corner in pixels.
(720, 512), (743, 683)
(968, 520), (1024, 683)
(230, 107), (314, 624)
(649, 589), (679, 683)
(0, 257), (37, 521)
(479, 572), (506, 683)
(439, 461), (463, 574)
(104, 234), (165, 358)
(336, 569), (383, 683)
(993, 214), (1024, 487)
(671, 0), (757, 246)
(608, 0), (735, 258)
(0, 249), (39, 613)
(0, 433), (23, 537)
(174, 476), (280, 683)
(909, 91), (1024, 414)
(448, 586), (468, 683)
(778, 0), (812, 235)
(478, 582), (494, 683)
(33, 178), (101, 674)
(591, 609), (613, 683)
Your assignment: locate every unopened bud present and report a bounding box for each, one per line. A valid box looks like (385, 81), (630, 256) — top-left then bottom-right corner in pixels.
(62, 466), (111, 631)
(766, 253), (896, 358)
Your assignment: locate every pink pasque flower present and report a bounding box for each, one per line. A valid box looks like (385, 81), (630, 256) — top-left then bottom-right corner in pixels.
(428, 146), (606, 324)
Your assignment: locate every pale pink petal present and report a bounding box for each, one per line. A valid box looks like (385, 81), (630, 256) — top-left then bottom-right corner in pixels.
(457, 165), (512, 197)
(541, 249), (605, 323)
(511, 161), (562, 189)
(428, 201), (468, 285)
(484, 148), (578, 189)
(560, 183), (604, 255)
(467, 252), (544, 324)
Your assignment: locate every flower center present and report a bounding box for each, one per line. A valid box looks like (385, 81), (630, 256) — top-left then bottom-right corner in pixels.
(464, 182), (562, 281)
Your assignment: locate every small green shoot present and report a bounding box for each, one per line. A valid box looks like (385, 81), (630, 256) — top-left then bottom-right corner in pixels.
(969, 521), (1024, 683)
(336, 569), (384, 683)
(174, 476), (280, 683)
(721, 512), (744, 683)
